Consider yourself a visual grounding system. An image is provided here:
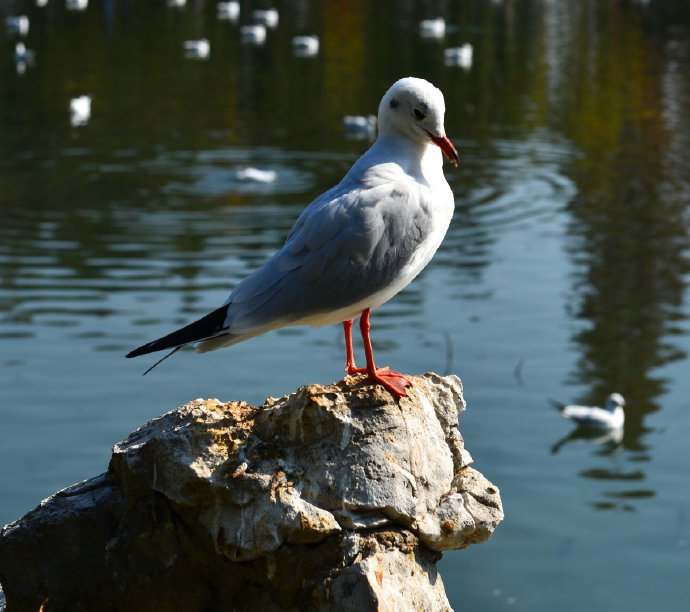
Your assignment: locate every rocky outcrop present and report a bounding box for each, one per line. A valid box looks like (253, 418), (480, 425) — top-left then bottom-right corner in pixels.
(0, 373), (503, 611)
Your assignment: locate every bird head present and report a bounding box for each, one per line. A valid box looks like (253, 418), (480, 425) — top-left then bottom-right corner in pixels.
(605, 393), (626, 411)
(378, 77), (459, 167)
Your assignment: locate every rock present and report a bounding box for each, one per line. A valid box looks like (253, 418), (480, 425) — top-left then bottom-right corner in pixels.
(0, 373), (503, 611)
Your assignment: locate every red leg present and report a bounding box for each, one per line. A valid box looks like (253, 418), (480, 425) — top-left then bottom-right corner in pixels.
(358, 308), (410, 398)
(343, 319), (366, 375)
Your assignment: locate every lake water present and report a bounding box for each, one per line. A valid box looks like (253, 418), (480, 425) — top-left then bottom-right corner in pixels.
(1, 0), (690, 610)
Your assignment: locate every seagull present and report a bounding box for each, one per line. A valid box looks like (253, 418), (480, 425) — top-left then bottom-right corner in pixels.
(126, 77), (459, 398)
(183, 39), (210, 59)
(292, 35), (319, 58)
(444, 44), (473, 70)
(217, 1), (240, 21)
(70, 95), (92, 127)
(342, 114), (377, 141)
(14, 42), (35, 74)
(550, 393), (626, 430)
(252, 8), (279, 28)
(6, 16), (30, 36)
(14, 42), (34, 62)
(240, 24), (267, 45)
(419, 18), (445, 40)
(236, 167), (277, 183)
(66, 0), (88, 11)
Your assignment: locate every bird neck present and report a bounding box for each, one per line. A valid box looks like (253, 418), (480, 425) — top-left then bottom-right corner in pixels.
(373, 131), (443, 182)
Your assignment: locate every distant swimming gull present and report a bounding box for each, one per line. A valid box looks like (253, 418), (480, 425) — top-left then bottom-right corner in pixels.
(6, 16), (29, 36)
(342, 114), (377, 140)
(444, 44), (473, 69)
(66, 0), (89, 11)
(292, 35), (319, 57)
(70, 95), (92, 127)
(419, 18), (445, 39)
(14, 42), (34, 62)
(14, 42), (35, 74)
(551, 393), (626, 430)
(236, 167), (277, 183)
(217, 1), (239, 21)
(184, 39), (210, 59)
(126, 77), (459, 398)
(240, 24), (267, 45)
(252, 8), (279, 28)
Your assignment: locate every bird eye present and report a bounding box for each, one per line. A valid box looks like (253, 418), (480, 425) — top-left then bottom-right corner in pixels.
(413, 108), (426, 120)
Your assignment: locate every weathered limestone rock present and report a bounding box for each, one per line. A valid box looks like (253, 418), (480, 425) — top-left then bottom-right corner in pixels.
(0, 373), (503, 611)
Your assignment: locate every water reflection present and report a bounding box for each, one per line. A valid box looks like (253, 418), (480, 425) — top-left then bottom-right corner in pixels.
(539, 0), (690, 510)
(551, 426), (624, 455)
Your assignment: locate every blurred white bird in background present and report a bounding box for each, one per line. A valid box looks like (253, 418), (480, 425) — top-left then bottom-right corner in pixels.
(240, 24), (267, 45)
(183, 39), (210, 60)
(252, 8), (279, 28)
(217, 1), (240, 21)
(66, 0), (88, 11)
(6, 16), (30, 37)
(444, 44), (473, 70)
(551, 393), (626, 430)
(70, 95), (92, 127)
(236, 167), (277, 183)
(342, 115), (377, 141)
(14, 42), (35, 75)
(419, 18), (445, 40)
(291, 35), (319, 58)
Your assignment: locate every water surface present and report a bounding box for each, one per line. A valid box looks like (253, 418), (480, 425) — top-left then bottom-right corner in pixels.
(1, 1), (690, 610)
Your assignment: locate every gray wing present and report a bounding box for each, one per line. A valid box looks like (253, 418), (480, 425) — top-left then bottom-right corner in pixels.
(222, 174), (433, 334)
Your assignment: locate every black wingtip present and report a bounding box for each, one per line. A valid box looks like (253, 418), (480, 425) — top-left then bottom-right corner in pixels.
(125, 305), (229, 359)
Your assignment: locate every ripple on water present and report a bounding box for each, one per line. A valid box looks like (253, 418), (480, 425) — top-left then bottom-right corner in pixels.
(0, 135), (577, 346)
(438, 131), (578, 274)
(94, 146), (345, 198)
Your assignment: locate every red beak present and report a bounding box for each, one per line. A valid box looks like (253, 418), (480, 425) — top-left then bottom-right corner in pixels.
(428, 132), (459, 167)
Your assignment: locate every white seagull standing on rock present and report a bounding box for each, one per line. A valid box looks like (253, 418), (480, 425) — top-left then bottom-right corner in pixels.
(551, 393), (626, 430)
(127, 77), (459, 398)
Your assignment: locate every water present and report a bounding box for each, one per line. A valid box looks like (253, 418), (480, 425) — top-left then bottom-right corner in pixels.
(1, 0), (690, 609)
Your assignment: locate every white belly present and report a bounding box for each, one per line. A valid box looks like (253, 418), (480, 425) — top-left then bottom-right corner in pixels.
(297, 196), (453, 327)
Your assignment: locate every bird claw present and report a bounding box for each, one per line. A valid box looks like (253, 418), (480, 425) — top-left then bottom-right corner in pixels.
(369, 368), (410, 398)
(345, 364), (410, 398)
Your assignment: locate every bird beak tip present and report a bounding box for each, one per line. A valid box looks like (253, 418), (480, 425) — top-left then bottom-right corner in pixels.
(429, 132), (460, 168)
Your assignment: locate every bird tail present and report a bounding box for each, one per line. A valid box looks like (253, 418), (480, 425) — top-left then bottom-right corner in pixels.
(126, 305), (229, 360)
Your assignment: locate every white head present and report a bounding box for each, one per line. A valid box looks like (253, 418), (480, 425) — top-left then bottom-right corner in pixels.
(605, 393), (626, 411)
(378, 77), (458, 166)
